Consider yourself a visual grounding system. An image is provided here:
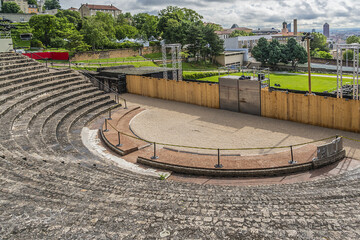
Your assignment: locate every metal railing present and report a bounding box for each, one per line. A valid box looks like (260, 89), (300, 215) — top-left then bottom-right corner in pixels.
(102, 118), (344, 169)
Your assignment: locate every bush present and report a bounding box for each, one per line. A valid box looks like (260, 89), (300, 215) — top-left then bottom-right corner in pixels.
(182, 72), (219, 80)
(50, 37), (66, 48)
(30, 39), (44, 48)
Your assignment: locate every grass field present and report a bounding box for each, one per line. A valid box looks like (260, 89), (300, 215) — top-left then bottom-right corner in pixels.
(198, 73), (353, 92)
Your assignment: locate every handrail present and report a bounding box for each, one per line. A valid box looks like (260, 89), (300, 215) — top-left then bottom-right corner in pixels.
(29, 52), (49, 68)
(105, 119), (338, 151)
(70, 62), (128, 109)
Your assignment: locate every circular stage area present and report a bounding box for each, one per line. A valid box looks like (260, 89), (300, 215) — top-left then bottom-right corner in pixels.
(99, 94), (360, 178)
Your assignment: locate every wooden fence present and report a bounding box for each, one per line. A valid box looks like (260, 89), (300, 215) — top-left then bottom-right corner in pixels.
(126, 75), (219, 108)
(261, 89), (360, 133)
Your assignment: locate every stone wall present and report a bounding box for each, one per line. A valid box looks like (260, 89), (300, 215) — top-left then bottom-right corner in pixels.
(0, 13), (34, 22)
(71, 46), (161, 61)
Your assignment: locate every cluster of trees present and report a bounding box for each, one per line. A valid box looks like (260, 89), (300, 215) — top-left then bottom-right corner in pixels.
(27, 6), (224, 61)
(252, 38), (308, 68)
(309, 32), (332, 59)
(346, 35), (360, 44)
(0, 0), (60, 13)
(229, 30), (254, 38)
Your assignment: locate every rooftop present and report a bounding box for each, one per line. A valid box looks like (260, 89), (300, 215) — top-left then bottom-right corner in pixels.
(82, 4), (120, 11)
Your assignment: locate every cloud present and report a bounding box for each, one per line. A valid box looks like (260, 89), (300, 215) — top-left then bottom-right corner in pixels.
(60, 0), (360, 29)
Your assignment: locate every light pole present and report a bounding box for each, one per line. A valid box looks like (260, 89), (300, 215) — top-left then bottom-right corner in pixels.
(302, 33), (314, 94)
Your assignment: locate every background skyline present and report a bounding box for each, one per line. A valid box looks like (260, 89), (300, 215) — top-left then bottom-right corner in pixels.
(60, 0), (359, 30)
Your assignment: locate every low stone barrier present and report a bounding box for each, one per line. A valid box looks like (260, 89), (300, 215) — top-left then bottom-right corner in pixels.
(313, 137), (346, 168)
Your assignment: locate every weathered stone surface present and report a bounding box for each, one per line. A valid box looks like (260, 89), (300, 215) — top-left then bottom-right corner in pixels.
(0, 52), (359, 239)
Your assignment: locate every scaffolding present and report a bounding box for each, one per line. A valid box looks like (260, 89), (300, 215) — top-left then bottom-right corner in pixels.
(336, 43), (360, 100)
(161, 43), (182, 81)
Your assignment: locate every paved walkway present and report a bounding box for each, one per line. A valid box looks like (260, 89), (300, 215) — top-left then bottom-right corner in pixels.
(96, 93), (360, 185)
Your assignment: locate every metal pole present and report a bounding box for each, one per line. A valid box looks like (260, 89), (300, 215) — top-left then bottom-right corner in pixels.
(307, 38), (312, 94)
(124, 99), (128, 109)
(340, 48), (343, 98)
(353, 48), (356, 99)
(214, 149), (223, 168)
(336, 45), (339, 98)
(116, 131), (122, 147)
(108, 108), (112, 120)
(103, 119), (108, 132)
(288, 145), (297, 164)
(151, 143), (158, 159)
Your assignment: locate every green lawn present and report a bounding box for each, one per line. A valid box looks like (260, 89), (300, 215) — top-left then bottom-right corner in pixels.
(198, 73), (353, 92)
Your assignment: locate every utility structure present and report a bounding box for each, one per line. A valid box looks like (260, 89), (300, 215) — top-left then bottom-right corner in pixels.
(336, 43), (360, 100)
(162, 43), (182, 81)
(302, 32), (314, 94)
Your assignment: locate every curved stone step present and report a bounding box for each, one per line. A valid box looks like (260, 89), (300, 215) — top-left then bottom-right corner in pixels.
(0, 78), (90, 118)
(11, 86), (100, 156)
(60, 103), (121, 158)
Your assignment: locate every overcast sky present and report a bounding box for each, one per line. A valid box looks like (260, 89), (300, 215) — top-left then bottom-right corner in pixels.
(60, 0), (359, 30)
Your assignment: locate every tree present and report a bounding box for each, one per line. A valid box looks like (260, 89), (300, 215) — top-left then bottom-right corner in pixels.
(251, 37), (270, 64)
(115, 24), (138, 40)
(229, 30), (254, 38)
(267, 39), (283, 65)
(64, 30), (90, 52)
(310, 32), (329, 53)
(81, 17), (110, 50)
(346, 35), (360, 44)
(316, 51), (332, 59)
(56, 10), (82, 30)
(342, 50), (360, 61)
(29, 15), (59, 46)
(44, 0), (61, 10)
(132, 13), (159, 39)
(202, 24), (224, 62)
(158, 6), (203, 39)
(285, 38), (308, 69)
(28, 0), (37, 6)
(1, 2), (21, 13)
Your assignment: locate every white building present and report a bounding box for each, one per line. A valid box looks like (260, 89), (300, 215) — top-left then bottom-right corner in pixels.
(79, 4), (121, 18)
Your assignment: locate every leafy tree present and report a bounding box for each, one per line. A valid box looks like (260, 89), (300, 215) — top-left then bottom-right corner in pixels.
(81, 17), (109, 50)
(132, 13), (159, 39)
(29, 15), (59, 46)
(56, 10), (82, 30)
(284, 38), (308, 68)
(44, 0), (61, 10)
(202, 24), (224, 62)
(115, 24), (138, 40)
(64, 30), (90, 52)
(158, 6), (203, 38)
(346, 35), (360, 44)
(315, 51), (332, 59)
(1, 2), (21, 13)
(229, 30), (254, 38)
(267, 39), (283, 65)
(342, 50), (360, 61)
(251, 37), (270, 64)
(117, 12), (132, 25)
(206, 23), (222, 31)
(93, 12), (116, 41)
(310, 32), (328, 53)
(28, 0), (37, 6)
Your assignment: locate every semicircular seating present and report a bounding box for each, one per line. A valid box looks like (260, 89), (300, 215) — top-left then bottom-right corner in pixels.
(0, 52), (359, 239)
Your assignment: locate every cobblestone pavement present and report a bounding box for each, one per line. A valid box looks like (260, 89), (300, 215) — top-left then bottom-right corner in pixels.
(0, 53), (360, 239)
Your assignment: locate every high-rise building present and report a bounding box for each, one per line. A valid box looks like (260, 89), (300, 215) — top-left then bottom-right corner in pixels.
(323, 23), (330, 38)
(287, 23), (291, 32)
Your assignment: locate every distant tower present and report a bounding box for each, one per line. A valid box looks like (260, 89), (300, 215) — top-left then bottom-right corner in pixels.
(287, 23), (291, 32)
(323, 23), (330, 38)
(293, 19), (298, 36)
(282, 21), (287, 30)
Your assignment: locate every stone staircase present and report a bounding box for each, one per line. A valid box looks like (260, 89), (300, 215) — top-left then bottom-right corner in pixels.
(0, 52), (359, 239)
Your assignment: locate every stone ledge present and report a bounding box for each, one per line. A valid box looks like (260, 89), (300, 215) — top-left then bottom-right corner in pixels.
(137, 156), (314, 177)
(99, 129), (138, 156)
(313, 149), (346, 168)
